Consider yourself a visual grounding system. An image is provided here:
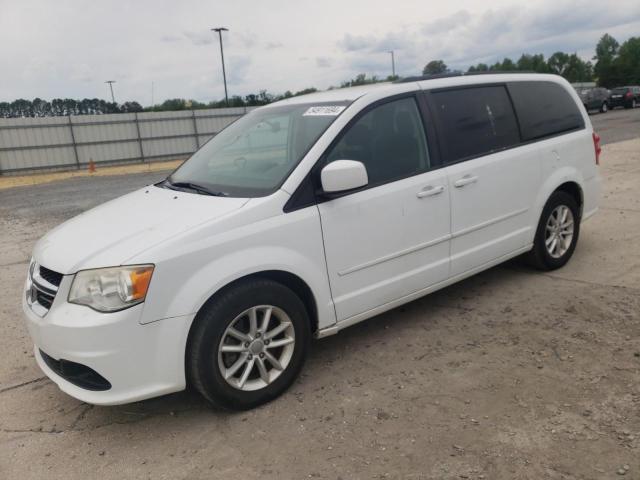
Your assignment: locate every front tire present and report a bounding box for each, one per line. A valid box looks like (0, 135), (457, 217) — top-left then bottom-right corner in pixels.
(526, 191), (580, 270)
(188, 278), (311, 410)
(600, 101), (608, 113)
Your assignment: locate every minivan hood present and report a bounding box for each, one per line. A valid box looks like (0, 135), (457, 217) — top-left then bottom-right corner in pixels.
(33, 186), (249, 274)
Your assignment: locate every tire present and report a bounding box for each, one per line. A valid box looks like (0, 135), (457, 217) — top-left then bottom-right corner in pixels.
(187, 278), (311, 410)
(600, 101), (608, 113)
(633, 99), (637, 109)
(525, 191), (580, 271)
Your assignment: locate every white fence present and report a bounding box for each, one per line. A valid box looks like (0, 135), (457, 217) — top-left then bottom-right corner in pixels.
(0, 107), (252, 174)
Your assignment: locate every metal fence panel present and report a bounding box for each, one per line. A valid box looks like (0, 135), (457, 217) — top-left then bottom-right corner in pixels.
(0, 107), (249, 174)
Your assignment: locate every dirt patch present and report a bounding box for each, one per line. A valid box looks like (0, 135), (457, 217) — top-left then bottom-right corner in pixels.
(1, 140), (639, 479)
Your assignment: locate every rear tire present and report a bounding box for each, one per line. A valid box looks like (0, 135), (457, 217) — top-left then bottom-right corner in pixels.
(600, 101), (608, 113)
(188, 278), (311, 410)
(525, 191), (580, 271)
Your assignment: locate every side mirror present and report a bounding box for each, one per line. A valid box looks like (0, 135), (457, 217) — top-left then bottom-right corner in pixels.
(320, 160), (368, 194)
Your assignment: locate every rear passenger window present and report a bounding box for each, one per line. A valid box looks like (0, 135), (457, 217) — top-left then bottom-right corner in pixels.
(430, 86), (520, 163)
(508, 81), (584, 141)
(325, 97), (429, 185)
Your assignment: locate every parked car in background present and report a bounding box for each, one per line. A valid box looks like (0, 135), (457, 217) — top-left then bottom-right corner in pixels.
(577, 87), (610, 113)
(609, 86), (640, 109)
(23, 73), (601, 410)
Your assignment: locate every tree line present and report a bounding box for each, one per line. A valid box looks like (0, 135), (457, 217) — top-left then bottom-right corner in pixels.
(425, 33), (639, 88)
(2, 33), (638, 118)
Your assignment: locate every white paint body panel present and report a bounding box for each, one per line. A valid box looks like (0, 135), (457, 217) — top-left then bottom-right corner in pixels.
(318, 168), (450, 320)
(23, 74), (600, 404)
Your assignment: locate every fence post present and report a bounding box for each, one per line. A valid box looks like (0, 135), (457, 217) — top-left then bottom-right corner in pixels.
(191, 110), (200, 149)
(67, 114), (80, 169)
(134, 112), (145, 163)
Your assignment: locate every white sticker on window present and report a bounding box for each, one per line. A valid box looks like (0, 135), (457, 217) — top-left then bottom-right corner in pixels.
(303, 106), (346, 116)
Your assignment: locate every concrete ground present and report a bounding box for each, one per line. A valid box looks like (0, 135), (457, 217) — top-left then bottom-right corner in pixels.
(1, 138), (639, 478)
(590, 106), (640, 145)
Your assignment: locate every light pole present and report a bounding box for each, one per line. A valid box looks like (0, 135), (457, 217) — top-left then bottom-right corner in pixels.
(388, 51), (396, 78)
(105, 80), (116, 103)
(211, 27), (229, 106)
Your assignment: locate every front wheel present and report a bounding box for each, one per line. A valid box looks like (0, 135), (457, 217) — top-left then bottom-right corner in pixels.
(600, 101), (608, 113)
(526, 191), (580, 270)
(187, 278), (310, 410)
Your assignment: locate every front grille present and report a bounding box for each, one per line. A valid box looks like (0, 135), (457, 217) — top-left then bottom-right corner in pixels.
(39, 266), (63, 287)
(27, 263), (63, 316)
(36, 290), (54, 309)
(40, 350), (112, 391)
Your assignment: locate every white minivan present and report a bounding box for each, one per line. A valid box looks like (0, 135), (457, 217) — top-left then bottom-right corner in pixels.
(23, 73), (601, 409)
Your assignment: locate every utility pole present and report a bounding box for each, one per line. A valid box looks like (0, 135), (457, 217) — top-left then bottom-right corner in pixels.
(388, 51), (396, 78)
(105, 80), (116, 103)
(211, 27), (229, 106)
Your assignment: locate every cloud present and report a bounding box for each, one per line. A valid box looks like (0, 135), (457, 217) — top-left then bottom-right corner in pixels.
(339, 33), (377, 52)
(225, 56), (252, 85)
(183, 30), (214, 46)
(160, 34), (182, 43)
(2, 0), (640, 104)
(316, 57), (332, 68)
(339, 0), (640, 77)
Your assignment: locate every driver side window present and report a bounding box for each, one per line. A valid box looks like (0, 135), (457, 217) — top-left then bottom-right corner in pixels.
(325, 97), (430, 186)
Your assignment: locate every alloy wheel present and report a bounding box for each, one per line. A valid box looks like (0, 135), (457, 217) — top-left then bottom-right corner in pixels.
(545, 205), (574, 258)
(218, 305), (295, 391)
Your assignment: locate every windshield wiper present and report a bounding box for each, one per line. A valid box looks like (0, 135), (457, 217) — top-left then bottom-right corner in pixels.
(162, 179), (228, 197)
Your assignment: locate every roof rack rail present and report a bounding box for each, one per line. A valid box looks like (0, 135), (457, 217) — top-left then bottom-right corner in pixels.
(395, 70), (539, 83)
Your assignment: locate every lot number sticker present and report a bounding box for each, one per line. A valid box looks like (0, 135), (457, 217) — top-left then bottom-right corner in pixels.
(303, 106), (346, 116)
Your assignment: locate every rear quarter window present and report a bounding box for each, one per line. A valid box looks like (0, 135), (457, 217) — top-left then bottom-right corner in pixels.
(508, 81), (584, 141)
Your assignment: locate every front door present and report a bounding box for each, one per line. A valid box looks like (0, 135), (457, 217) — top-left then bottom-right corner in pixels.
(318, 96), (451, 321)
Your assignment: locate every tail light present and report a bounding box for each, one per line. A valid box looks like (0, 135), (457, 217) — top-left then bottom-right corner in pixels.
(592, 132), (601, 165)
(625, 91), (633, 99)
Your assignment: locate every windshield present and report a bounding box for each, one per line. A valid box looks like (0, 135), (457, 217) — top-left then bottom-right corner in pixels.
(611, 88), (628, 94)
(166, 102), (350, 197)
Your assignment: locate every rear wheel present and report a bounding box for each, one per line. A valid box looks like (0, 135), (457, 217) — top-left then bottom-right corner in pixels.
(188, 278), (310, 410)
(600, 101), (608, 113)
(526, 191), (580, 270)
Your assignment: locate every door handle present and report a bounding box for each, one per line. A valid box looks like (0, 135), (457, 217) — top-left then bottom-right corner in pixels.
(453, 175), (478, 188)
(416, 185), (445, 198)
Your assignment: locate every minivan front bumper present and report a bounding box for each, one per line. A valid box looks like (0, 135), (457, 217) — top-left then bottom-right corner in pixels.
(22, 286), (194, 405)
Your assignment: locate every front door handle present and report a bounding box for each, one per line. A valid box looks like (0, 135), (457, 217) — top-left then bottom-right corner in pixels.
(453, 175), (478, 188)
(416, 185), (445, 198)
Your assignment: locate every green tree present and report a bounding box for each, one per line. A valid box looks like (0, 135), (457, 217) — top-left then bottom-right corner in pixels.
(547, 52), (571, 76)
(516, 54), (549, 73)
(593, 33), (620, 87)
(422, 60), (448, 75)
(467, 63), (489, 72)
(340, 73), (381, 87)
(616, 36), (640, 85)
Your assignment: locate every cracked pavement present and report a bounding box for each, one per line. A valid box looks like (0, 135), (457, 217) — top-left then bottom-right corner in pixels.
(1, 135), (639, 479)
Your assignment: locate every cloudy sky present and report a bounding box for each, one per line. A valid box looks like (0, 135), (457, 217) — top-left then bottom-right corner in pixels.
(1, 0), (639, 105)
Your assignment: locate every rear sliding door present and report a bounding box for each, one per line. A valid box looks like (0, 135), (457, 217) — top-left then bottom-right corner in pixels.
(426, 84), (541, 277)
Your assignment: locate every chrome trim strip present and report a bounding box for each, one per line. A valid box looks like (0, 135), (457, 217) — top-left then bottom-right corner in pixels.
(451, 208), (528, 239)
(337, 233), (451, 277)
(336, 208), (529, 277)
(32, 268), (59, 293)
(26, 263), (60, 317)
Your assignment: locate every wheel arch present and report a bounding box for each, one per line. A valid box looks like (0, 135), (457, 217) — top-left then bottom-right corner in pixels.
(183, 269), (321, 389)
(185, 268), (320, 346)
(530, 169), (585, 243)
(554, 181), (584, 216)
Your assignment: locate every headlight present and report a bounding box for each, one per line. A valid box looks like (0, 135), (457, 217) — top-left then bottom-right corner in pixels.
(68, 265), (154, 312)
